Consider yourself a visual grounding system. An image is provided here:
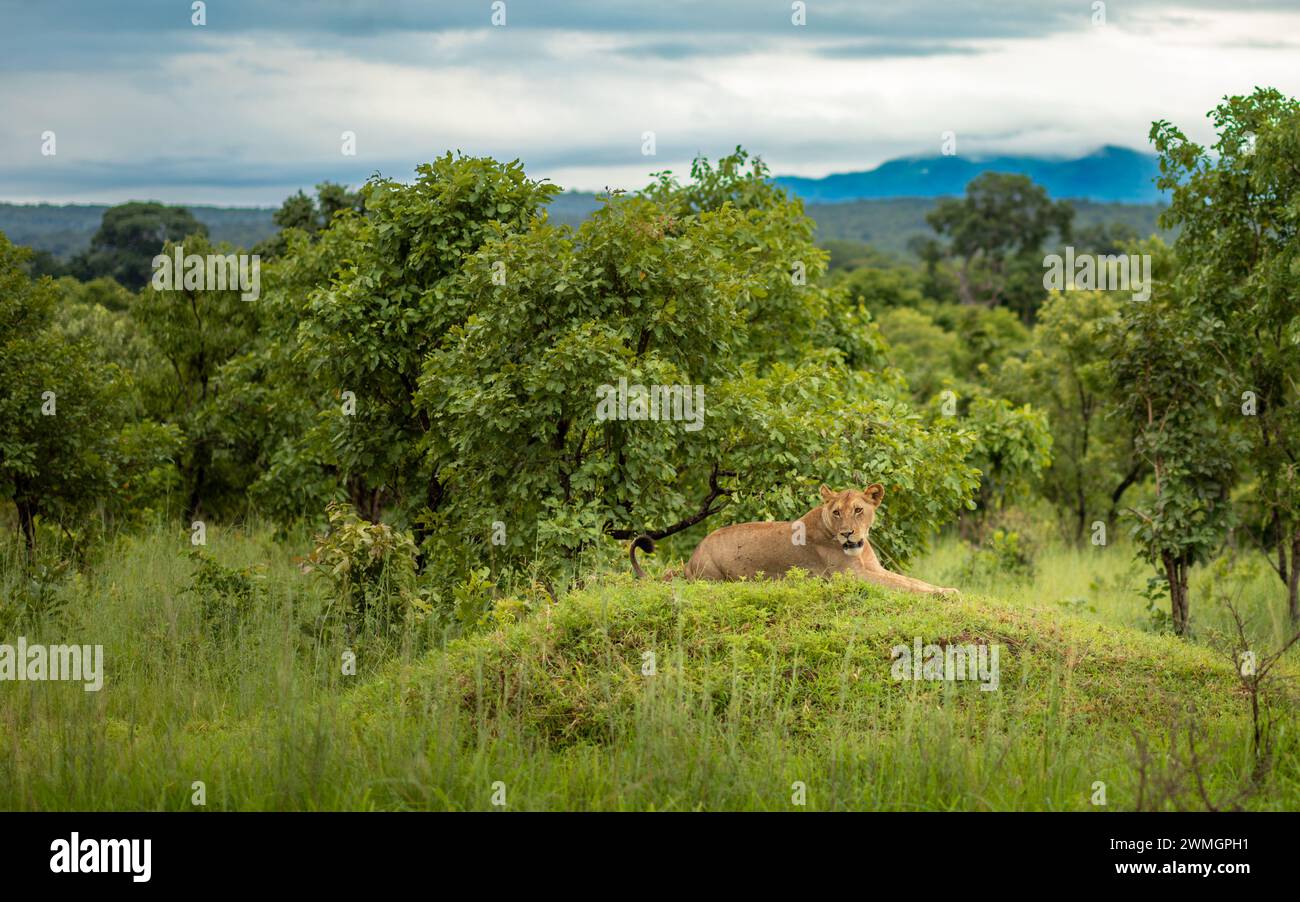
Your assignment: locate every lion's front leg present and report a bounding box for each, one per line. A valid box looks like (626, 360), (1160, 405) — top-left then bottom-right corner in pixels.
(858, 566), (959, 597)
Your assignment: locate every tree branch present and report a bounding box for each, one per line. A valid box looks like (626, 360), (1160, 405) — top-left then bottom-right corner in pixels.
(608, 463), (734, 541)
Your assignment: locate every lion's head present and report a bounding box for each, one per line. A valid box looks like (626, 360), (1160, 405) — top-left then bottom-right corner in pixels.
(819, 483), (884, 556)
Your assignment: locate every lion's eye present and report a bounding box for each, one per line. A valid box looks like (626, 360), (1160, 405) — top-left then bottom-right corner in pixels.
(833, 510), (841, 518)
(854, 508), (862, 515)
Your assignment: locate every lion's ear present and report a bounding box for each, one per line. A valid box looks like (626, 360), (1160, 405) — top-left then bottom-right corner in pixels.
(819, 484), (835, 502)
(864, 483), (884, 506)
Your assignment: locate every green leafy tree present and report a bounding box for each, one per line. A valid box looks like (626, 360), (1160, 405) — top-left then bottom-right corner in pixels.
(927, 172), (1073, 320)
(52, 278), (183, 517)
(1106, 280), (1243, 635)
(875, 306), (962, 404)
(72, 202), (207, 289)
(960, 396), (1053, 527)
(60, 275), (134, 313)
(875, 303), (1029, 414)
(835, 263), (928, 315)
(821, 239), (896, 273)
(0, 234), (139, 551)
(928, 304), (1031, 380)
(996, 288), (1140, 542)
(293, 154), (560, 530)
(212, 218), (370, 524)
(132, 233), (261, 519)
(1151, 88), (1300, 621)
(1073, 220), (1141, 256)
(23, 248), (67, 280)
(644, 147), (886, 369)
(255, 181), (363, 258)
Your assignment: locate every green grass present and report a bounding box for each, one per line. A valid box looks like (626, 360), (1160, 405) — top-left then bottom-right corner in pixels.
(1, 526), (1297, 810)
(916, 536), (1298, 651)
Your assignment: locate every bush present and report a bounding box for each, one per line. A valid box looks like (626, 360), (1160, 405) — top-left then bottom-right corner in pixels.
(302, 503), (431, 639)
(0, 552), (73, 631)
(958, 529), (1036, 586)
(184, 548), (262, 639)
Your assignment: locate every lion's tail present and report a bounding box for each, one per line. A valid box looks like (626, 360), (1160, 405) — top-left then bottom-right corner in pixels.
(629, 535), (655, 579)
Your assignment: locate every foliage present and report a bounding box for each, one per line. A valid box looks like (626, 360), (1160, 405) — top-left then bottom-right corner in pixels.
(1152, 87), (1300, 621)
(218, 219), (373, 524)
(71, 201), (208, 289)
(302, 502), (429, 637)
(1105, 269), (1244, 635)
(131, 233), (263, 518)
(927, 172), (1073, 319)
(644, 147), (883, 368)
(1140, 574), (1175, 635)
(184, 547), (263, 639)
(875, 306), (962, 403)
(0, 234), (137, 550)
(0, 545), (75, 630)
(928, 304), (1031, 377)
(958, 529), (1037, 585)
(255, 181), (363, 258)
(291, 153), (560, 528)
(961, 396), (1053, 521)
(995, 289), (1137, 541)
(834, 262), (928, 314)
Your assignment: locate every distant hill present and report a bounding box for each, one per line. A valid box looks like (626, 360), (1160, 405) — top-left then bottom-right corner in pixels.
(774, 146), (1163, 204)
(0, 146), (1172, 264)
(0, 203), (278, 259)
(0, 198), (601, 259)
(805, 197), (1172, 258)
(548, 194), (1172, 258)
(547, 191), (603, 228)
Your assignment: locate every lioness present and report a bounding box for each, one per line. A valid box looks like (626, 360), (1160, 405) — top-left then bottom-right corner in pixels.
(630, 484), (958, 596)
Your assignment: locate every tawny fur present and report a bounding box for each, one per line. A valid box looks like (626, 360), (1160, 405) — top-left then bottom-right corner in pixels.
(630, 484), (958, 597)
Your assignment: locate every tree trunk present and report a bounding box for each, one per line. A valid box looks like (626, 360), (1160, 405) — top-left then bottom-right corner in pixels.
(1163, 551), (1190, 636)
(16, 499), (36, 557)
(1074, 489), (1087, 545)
(185, 438), (210, 522)
(346, 475), (382, 523)
(1105, 463), (1141, 528)
(1289, 529), (1300, 624)
(957, 258), (976, 305)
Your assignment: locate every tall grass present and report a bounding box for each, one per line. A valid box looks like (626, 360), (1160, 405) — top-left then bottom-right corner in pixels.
(0, 524), (1296, 810)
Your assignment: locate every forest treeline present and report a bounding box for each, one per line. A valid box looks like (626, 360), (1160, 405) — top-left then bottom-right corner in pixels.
(1, 88), (1297, 637)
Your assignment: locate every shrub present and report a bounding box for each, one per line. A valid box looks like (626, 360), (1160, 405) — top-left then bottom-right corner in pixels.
(0, 552), (73, 630)
(184, 548), (262, 639)
(301, 502), (430, 638)
(958, 529), (1036, 586)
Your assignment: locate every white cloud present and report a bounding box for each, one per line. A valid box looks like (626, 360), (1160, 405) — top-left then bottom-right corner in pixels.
(1, 4), (1298, 202)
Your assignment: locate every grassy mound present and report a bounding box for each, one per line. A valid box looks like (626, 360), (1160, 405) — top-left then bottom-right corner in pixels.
(339, 574), (1289, 810)
(363, 574), (1241, 740)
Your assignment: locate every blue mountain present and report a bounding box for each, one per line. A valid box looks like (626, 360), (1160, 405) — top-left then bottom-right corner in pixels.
(773, 145), (1163, 204)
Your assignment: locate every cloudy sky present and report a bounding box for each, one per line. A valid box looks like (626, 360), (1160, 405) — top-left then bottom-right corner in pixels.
(2, 0), (1298, 206)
